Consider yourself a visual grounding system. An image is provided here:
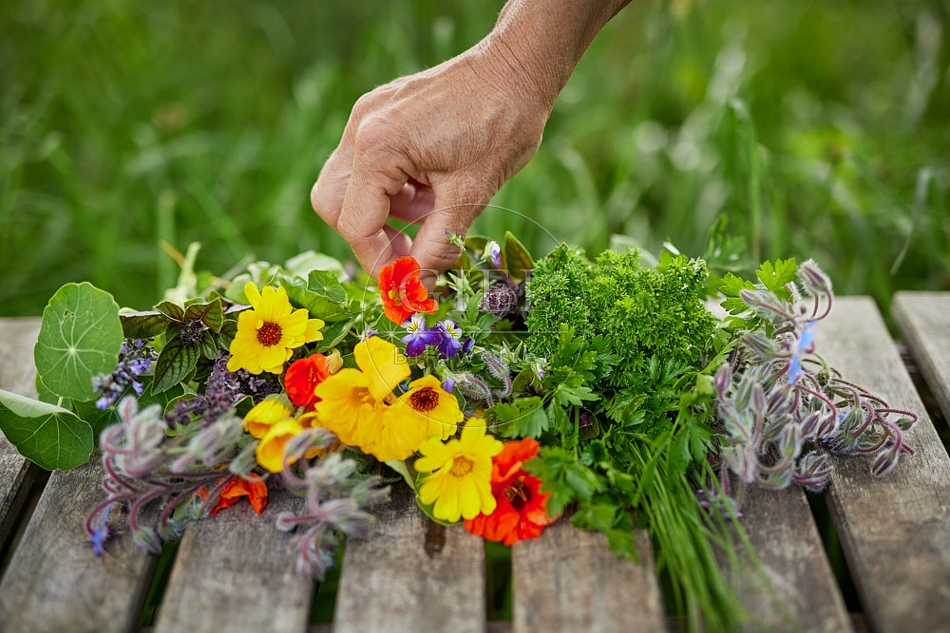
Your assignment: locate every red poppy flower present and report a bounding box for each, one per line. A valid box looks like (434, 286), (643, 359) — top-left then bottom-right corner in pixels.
(378, 256), (438, 325)
(285, 354), (332, 409)
(209, 474), (268, 516)
(464, 437), (557, 545)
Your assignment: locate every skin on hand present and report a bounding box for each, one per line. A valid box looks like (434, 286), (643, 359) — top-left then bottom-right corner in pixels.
(311, 0), (632, 281)
(311, 43), (549, 281)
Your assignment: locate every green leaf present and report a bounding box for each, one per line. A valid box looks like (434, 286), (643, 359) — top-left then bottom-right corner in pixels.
(755, 259), (798, 295)
(491, 397), (547, 439)
(155, 300), (185, 321)
(283, 276), (351, 322)
(0, 389), (93, 470)
(308, 270), (347, 303)
(320, 316), (359, 350)
(35, 282), (124, 401)
(284, 251), (345, 279)
(184, 296), (224, 332)
(502, 231), (534, 281)
(119, 310), (171, 338)
(152, 335), (201, 393)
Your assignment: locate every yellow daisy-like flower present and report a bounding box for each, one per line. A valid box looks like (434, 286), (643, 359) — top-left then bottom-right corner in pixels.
(392, 375), (462, 441)
(227, 281), (325, 375)
(243, 399), (293, 439)
(256, 417), (305, 473)
(314, 337), (428, 461)
(415, 419), (503, 523)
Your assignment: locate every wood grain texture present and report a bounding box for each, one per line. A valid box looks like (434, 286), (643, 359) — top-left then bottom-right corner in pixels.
(511, 521), (665, 633)
(0, 461), (157, 633)
(725, 484), (853, 633)
(333, 484), (486, 633)
(0, 318), (43, 547)
(893, 291), (950, 425)
(816, 296), (950, 633)
(154, 487), (315, 633)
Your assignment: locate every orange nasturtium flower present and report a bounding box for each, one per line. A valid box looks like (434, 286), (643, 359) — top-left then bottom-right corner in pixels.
(464, 437), (557, 545)
(415, 420), (503, 523)
(227, 281), (325, 375)
(378, 256), (438, 325)
(209, 474), (268, 516)
(284, 353), (333, 410)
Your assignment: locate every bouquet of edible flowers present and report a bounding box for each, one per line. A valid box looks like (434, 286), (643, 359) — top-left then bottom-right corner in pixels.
(0, 232), (918, 631)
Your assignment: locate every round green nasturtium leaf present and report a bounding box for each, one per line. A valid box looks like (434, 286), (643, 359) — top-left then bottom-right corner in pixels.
(0, 389), (93, 470)
(35, 282), (124, 401)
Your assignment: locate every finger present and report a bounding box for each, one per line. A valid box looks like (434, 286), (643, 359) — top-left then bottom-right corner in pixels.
(409, 181), (488, 279)
(310, 146), (352, 230)
(337, 152), (409, 279)
(388, 179), (436, 225)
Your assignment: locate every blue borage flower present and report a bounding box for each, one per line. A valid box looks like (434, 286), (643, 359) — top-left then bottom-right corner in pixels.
(788, 321), (816, 384)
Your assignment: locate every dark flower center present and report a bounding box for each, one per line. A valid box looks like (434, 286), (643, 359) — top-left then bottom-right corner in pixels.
(257, 322), (282, 347)
(504, 480), (531, 511)
(409, 387), (439, 412)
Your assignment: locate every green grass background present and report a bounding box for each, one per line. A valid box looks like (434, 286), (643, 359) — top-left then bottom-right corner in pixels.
(2, 0), (948, 317)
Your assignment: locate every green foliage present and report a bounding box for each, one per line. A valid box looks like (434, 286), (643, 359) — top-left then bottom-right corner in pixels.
(2, 2), (947, 319)
(0, 282), (124, 469)
(34, 282), (124, 401)
(490, 396), (547, 439)
(0, 390), (93, 470)
(523, 245), (593, 359)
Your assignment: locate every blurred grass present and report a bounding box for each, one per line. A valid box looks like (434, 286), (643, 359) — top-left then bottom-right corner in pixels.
(1, 0), (948, 316)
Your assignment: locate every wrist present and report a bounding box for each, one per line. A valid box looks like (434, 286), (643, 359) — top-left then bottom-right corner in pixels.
(481, 0), (632, 107)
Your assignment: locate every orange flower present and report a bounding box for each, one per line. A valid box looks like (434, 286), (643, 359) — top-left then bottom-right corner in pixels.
(378, 256), (438, 325)
(208, 474), (268, 516)
(464, 438), (557, 545)
(285, 354), (332, 410)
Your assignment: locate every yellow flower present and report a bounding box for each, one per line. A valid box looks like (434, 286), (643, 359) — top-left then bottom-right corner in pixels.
(355, 335), (411, 402)
(256, 418), (304, 473)
(313, 337), (433, 461)
(243, 399), (293, 439)
(415, 419), (503, 523)
(227, 281), (325, 375)
(392, 375), (462, 440)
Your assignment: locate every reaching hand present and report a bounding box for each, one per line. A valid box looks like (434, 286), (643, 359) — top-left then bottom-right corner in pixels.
(311, 42), (550, 281)
(311, 0), (632, 280)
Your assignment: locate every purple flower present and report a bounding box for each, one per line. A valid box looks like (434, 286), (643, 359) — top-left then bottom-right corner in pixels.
(436, 320), (464, 358)
(92, 338), (157, 410)
(486, 241), (501, 268)
(400, 314), (442, 357)
(442, 376), (456, 393)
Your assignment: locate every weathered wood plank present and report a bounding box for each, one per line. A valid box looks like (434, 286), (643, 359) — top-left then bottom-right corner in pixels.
(893, 291), (950, 425)
(0, 460), (158, 633)
(154, 489), (314, 633)
(333, 484), (486, 633)
(816, 296), (950, 633)
(511, 521), (665, 633)
(726, 484), (853, 633)
(0, 318), (44, 547)
(0, 318), (158, 633)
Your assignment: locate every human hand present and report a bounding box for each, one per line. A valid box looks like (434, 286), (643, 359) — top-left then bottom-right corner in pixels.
(310, 41), (553, 281)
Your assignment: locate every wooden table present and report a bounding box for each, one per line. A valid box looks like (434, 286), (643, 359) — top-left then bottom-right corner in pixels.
(1, 293), (948, 633)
